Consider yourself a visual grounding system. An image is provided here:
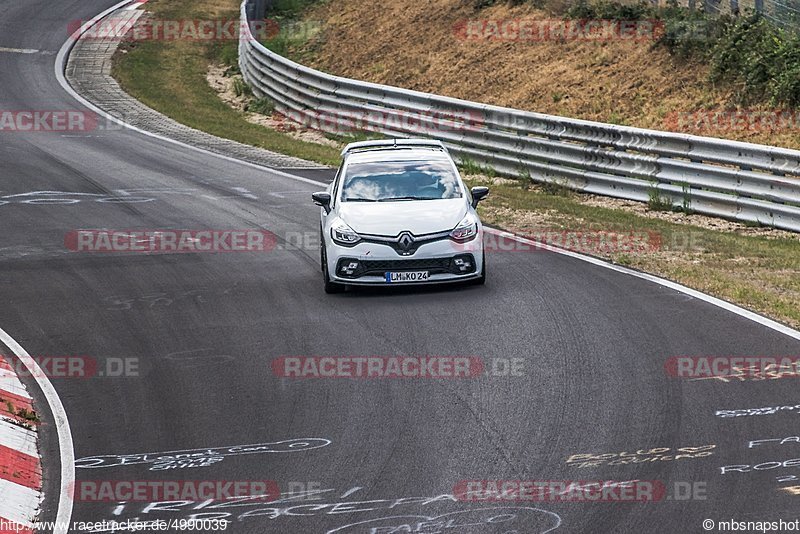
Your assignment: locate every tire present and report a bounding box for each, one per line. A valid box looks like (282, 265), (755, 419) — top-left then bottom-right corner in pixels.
(471, 252), (486, 286)
(321, 241), (345, 294)
(319, 227), (326, 272)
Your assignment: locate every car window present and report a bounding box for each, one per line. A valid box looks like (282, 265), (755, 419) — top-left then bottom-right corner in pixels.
(330, 165), (343, 208)
(341, 160), (462, 202)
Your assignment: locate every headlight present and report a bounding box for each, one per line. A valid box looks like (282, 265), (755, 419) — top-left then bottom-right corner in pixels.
(331, 220), (361, 246)
(450, 213), (478, 242)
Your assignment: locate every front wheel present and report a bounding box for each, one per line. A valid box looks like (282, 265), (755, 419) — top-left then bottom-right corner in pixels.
(471, 252), (486, 286)
(321, 241), (345, 294)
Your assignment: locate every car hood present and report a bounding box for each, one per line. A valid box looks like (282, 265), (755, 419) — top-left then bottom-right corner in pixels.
(339, 198), (468, 236)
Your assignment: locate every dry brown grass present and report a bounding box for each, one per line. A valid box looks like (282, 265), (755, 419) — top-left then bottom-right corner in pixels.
(298, 0), (800, 148)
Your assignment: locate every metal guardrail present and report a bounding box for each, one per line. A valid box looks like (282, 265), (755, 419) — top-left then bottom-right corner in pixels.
(239, 0), (800, 232)
(692, 0), (800, 32)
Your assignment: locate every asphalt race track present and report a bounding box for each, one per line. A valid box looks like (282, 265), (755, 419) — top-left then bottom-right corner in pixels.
(2, 0), (800, 532)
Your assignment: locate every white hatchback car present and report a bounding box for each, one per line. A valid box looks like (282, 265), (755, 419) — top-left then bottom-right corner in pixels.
(312, 139), (489, 293)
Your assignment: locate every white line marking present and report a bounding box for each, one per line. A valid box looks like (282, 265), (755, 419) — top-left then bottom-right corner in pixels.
(0, 328), (74, 534)
(56, 0), (800, 344)
(0, 47), (42, 54)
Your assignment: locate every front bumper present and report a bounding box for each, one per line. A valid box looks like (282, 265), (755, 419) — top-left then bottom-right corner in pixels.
(326, 234), (483, 285)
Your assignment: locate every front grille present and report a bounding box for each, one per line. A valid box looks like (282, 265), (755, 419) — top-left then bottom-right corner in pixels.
(361, 258), (452, 273)
(360, 231), (451, 256)
(336, 255), (475, 279)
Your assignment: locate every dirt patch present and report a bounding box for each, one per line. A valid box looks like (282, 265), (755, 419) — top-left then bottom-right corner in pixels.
(207, 64), (250, 111)
(206, 64), (341, 148)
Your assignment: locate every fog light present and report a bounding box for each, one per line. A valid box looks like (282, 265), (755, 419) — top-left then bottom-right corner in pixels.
(452, 255), (475, 274)
(340, 261), (360, 276)
(454, 258), (472, 272)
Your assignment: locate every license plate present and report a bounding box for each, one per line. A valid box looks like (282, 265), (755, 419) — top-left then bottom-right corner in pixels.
(385, 271), (429, 283)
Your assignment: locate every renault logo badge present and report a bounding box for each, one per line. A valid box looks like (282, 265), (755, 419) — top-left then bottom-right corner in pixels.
(397, 232), (415, 251)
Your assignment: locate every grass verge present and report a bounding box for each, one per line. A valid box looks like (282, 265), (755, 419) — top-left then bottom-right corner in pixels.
(467, 176), (800, 328)
(111, 0), (340, 166)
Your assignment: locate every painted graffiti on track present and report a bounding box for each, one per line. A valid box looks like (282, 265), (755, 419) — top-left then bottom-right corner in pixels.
(96, 485), (563, 533)
(75, 438), (332, 471)
(0, 187), (258, 207)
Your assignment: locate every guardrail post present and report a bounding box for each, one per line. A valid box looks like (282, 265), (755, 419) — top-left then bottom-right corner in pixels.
(253, 0), (267, 19)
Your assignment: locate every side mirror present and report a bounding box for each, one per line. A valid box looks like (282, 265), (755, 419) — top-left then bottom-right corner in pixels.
(312, 192), (332, 214)
(470, 186), (489, 208)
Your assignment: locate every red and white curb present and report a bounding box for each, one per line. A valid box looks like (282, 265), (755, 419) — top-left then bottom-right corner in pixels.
(0, 356), (42, 534)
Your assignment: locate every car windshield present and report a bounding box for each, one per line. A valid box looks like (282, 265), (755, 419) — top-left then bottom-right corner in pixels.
(341, 160), (463, 202)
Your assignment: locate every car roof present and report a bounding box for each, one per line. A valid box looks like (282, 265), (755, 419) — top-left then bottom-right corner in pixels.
(344, 148), (455, 165)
